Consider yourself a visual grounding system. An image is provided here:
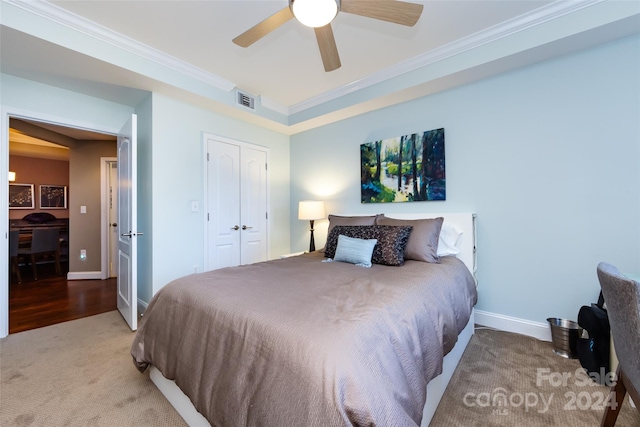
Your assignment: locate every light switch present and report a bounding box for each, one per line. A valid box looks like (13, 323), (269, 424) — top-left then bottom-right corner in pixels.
(80, 205), (87, 214)
(191, 200), (199, 212)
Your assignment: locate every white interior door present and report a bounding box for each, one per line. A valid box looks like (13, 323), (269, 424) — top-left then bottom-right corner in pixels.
(117, 114), (138, 331)
(108, 161), (118, 278)
(240, 147), (268, 265)
(207, 140), (241, 269)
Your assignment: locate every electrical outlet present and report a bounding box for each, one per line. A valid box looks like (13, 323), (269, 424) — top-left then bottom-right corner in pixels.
(80, 249), (87, 260)
(192, 265), (198, 274)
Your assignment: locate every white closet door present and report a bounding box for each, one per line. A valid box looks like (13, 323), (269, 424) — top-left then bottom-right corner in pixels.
(206, 136), (268, 271)
(208, 140), (241, 269)
(240, 146), (268, 265)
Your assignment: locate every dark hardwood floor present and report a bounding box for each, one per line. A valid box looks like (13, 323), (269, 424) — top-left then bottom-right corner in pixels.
(9, 261), (117, 334)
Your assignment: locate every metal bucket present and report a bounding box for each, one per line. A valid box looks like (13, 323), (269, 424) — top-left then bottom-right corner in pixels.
(547, 318), (583, 359)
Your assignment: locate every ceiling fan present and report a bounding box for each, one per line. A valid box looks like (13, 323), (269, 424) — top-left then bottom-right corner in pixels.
(232, 0), (424, 72)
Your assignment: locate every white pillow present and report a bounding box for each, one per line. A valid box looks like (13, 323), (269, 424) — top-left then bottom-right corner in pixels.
(437, 222), (463, 256)
(333, 235), (377, 268)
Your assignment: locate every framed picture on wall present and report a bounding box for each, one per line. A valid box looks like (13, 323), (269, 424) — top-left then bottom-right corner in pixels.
(9, 183), (35, 209)
(39, 185), (67, 209)
(360, 128), (446, 203)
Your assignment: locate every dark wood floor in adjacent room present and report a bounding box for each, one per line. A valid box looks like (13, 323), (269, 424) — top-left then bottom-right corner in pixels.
(9, 263), (117, 334)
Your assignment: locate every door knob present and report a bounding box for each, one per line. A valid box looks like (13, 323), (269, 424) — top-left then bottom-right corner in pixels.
(242, 225), (253, 230)
(111, 223), (118, 227)
(231, 225), (240, 230)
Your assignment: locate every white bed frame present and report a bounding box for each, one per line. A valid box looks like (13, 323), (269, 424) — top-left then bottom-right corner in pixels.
(150, 213), (477, 427)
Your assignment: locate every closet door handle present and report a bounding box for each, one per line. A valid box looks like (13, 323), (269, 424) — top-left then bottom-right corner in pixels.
(242, 225), (253, 230)
(231, 225), (240, 231)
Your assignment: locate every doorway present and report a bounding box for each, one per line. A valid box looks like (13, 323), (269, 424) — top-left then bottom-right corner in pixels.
(6, 116), (118, 334)
(101, 158), (118, 279)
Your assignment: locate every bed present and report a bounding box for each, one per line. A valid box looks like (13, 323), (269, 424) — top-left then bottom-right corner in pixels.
(131, 213), (477, 426)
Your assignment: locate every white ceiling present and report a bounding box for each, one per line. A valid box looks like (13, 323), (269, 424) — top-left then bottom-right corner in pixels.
(1, 0), (639, 134)
(47, 0), (552, 107)
(8, 118), (116, 161)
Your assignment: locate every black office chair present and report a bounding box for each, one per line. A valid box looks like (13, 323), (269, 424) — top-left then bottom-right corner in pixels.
(17, 227), (61, 280)
(9, 229), (21, 284)
(596, 262), (640, 426)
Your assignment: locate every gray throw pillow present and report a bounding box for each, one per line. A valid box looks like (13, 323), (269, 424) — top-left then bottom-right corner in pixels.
(376, 217), (443, 263)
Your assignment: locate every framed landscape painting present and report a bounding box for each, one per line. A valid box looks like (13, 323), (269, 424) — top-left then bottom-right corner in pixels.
(9, 183), (35, 209)
(361, 128), (445, 203)
(40, 185), (67, 209)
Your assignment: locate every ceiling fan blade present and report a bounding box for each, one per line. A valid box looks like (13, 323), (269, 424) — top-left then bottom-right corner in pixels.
(314, 24), (341, 72)
(233, 7), (294, 47)
(341, 0), (423, 27)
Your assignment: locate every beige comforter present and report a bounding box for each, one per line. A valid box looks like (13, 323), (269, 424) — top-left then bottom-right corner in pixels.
(131, 252), (477, 427)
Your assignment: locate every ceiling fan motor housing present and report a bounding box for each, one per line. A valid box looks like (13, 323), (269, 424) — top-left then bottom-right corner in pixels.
(290, 0), (340, 28)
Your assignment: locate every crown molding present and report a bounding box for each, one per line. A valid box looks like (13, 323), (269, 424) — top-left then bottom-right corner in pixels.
(3, 0), (609, 121)
(289, 0), (605, 115)
(4, 0), (237, 92)
(259, 96), (289, 116)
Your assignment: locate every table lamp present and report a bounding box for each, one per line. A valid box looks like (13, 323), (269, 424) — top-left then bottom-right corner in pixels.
(298, 200), (325, 252)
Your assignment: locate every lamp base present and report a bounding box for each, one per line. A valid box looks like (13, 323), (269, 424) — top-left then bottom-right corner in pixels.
(309, 220), (316, 252)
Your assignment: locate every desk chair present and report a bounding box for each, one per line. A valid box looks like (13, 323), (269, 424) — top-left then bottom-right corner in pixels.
(17, 227), (61, 280)
(597, 262), (640, 426)
(9, 229), (21, 284)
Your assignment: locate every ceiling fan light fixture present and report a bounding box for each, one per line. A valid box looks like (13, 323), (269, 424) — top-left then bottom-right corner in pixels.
(290, 0), (339, 28)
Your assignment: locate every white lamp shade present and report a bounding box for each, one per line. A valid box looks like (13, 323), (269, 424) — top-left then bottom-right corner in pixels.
(8, 171), (16, 182)
(298, 200), (325, 220)
(291, 0), (338, 28)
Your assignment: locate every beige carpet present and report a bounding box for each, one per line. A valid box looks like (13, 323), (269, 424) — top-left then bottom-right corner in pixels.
(1, 312), (638, 426)
(0, 311), (186, 427)
(431, 327), (639, 426)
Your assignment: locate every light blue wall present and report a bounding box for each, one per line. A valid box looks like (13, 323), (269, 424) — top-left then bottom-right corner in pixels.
(148, 94), (291, 296)
(290, 35), (640, 324)
(0, 74), (135, 133)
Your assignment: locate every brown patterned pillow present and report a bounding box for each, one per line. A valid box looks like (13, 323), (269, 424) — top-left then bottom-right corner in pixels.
(324, 225), (413, 266)
(326, 214), (384, 235)
(376, 217), (443, 263)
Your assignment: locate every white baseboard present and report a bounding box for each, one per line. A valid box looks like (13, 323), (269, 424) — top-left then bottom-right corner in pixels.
(67, 271), (103, 280)
(138, 298), (148, 316)
(475, 310), (551, 342)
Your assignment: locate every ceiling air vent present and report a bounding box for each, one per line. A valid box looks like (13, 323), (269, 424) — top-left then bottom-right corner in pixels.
(236, 90), (255, 110)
